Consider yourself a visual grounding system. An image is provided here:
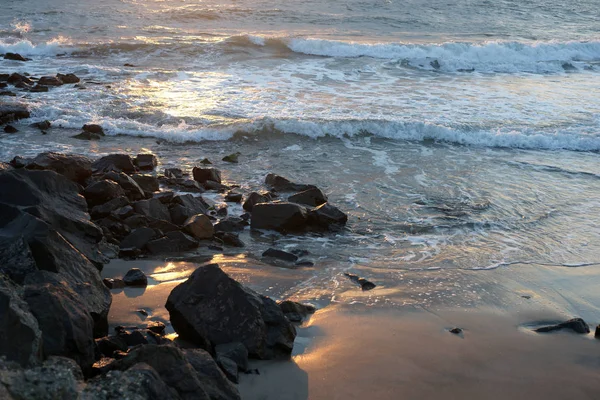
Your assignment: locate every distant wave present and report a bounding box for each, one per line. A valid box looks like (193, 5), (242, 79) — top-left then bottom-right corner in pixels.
(237, 35), (600, 73)
(39, 112), (600, 151)
(0, 38), (73, 56)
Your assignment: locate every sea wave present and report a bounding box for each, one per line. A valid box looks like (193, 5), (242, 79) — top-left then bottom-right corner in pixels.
(239, 35), (600, 73)
(0, 38), (73, 56)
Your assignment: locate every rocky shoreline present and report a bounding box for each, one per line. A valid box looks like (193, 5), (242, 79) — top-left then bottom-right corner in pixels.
(0, 140), (344, 399)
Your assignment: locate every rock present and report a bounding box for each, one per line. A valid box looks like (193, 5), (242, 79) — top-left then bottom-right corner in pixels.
(154, 191), (175, 204)
(148, 218), (179, 233)
(262, 248), (298, 263)
(38, 76), (63, 86)
(102, 278), (125, 289)
(0, 276), (43, 367)
(113, 205), (135, 220)
(7, 73), (33, 85)
(307, 202), (348, 230)
(90, 196), (130, 220)
(82, 362), (179, 400)
(265, 173), (316, 192)
(92, 154), (136, 174)
(450, 327), (463, 334)
(165, 264), (296, 359)
(192, 167), (221, 184)
(134, 154), (158, 171)
(344, 273), (376, 291)
(131, 174), (159, 193)
(104, 172), (146, 201)
(95, 335), (128, 357)
(0, 90), (16, 96)
(534, 318), (590, 334)
(213, 216), (246, 233)
(0, 104), (30, 124)
(169, 194), (210, 225)
(250, 202), (308, 232)
(133, 198), (171, 222)
(147, 321), (166, 335)
(4, 53), (29, 61)
(81, 124), (104, 135)
(98, 217), (131, 240)
(183, 348), (242, 400)
(119, 227), (156, 250)
(30, 120), (51, 130)
(55, 73), (80, 84)
(0, 356), (82, 400)
(279, 300), (316, 323)
(118, 247), (142, 259)
(222, 153), (240, 163)
(215, 342), (248, 372)
(224, 191), (243, 203)
(595, 326), (600, 339)
(183, 214), (214, 240)
(123, 268), (148, 287)
(84, 180), (127, 207)
(30, 85), (49, 93)
(164, 168), (183, 179)
(3, 125), (18, 133)
(146, 231), (199, 254)
(203, 179), (229, 192)
(430, 59), (441, 69)
(165, 177), (204, 192)
(123, 214), (149, 229)
(199, 158), (212, 165)
(243, 192), (271, 212)
(23, 280), (96, 373)
(26, 152), (92, 184)
(288, 187), (328, 207)
(214, 232), (245, 247)
(216, 356), (238, 383)
(73, 131), (102, 141)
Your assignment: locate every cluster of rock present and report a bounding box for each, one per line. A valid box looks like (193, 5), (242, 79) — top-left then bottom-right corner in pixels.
(0, 70), (81, 97)
(0, 149), (324, 398)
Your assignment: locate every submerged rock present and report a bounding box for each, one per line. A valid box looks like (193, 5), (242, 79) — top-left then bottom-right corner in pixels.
(165, 263), (296, 359)
(4, 53), (29, 61)
(262, 248), (298, 263)
(222, 153), (240, 163)
(4, 125), (18, 133)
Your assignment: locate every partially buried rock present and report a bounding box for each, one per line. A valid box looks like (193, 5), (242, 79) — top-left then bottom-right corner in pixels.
(123, 268), (148, 287)
(165, 263), (296, 359)
(38, 76), (63, 86)
(56, 73), (80, 84)
(222, 153), (240, 163)
(146, 231), (199, 254)
(82, 124), (105, 135)
(199, 158), (212, 165)
(215, 342), (248, 372)
(534, 318), (590, 334)
(103, 278), (125, 289)
(192, 167), (221, 184)
(344, 272), (376, 291)
(279, 300), (316, 323)
(4, 52), (29, 61)
(214, 232), (244, 248)
(224, 191), (243, 203)
(30, 85), (48, 93)
(134, 153), (158, 171)
(31, 120), (51, 130)
(4, 125), (18, 133)
(73, 131), (102, 141)
(449, 327), (463, 335)
(262, 248), (298, 263)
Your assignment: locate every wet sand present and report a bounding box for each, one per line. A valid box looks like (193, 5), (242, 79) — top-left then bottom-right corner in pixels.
(102, 255), (600, 400)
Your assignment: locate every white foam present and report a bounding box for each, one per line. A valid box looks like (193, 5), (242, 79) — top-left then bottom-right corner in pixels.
(0, 37), (74, 57)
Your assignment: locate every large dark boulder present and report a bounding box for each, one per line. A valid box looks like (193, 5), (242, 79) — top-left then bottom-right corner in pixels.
(103, 172), (145, 201)
(250, 202), (308, 232)
(192, 167), (221, 184)
(26, 152), (93, 184)
(169, 194), (210, 225)
(288, 187), (328, 207)
(84, 180), (126, 208)
(90, 196), (130, 220)
(242, 192), (271, 212)
(119, 227), (156, 250)
(535, 318), (590, 334)
(265, 173), (316, 192)
(82, 362), (179, 400)
(307, 202), (348, 229)
(23, 279), (96, 374)
(0, 276), (43, 367)
(183, 348), (241, 400)
(92, 154), (136, 174)
(165, 264), (296, 359)
(146, 231), (199, 254)
(134, 154), (158, 171)
(132, 174), (160, 193)
(133, 198), (171, 222)
(57, 73), (80, 84)
(0, 105), (30, 124)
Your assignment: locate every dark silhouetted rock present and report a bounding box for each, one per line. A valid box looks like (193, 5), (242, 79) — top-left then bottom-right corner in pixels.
(92, 154), (136, 174)
(148, 218), (179, 233)
(0, 90), (17, 96)
(104, 172), (145, 201)
(450, 327), (463, 334)
(82, 362), (179, 400)
(183, 214), (214, 240)
(147, 321), (166, 335)
(133, 198), (171, 222)
(119, 227), (156, 250)
(4, 53), (29, 61)
(102, 278), (125, 289)
(534, 318), (590, 334)
(166, 264), (296, 359)
(216, 356), (238, 383)
(26, 152), (92, 184)
(344, 273), (376, 291)
(242, 192), (270, 212)
(250, 202), (308, 232)
(288, 187), (328, 207)
(154, 191), (175, 204)
(215, 342), (248, 372)
(0, 276), (43, 367)
(73, 131), (102, 141)
(279, 300), (316, 323)
(31, 120), (51, 130)
(262, 248), (298, 263)
(146, 231), (199, 254)
(30, 85), (49, 93)
(265, 173), (316, 192)
(183, 348), (241, 400)
(56, 73), (80, 84)
(192, 167), (221, 184)
(222, 153), (239, 163)
(95, 335), (128, 357)
(0, 104), (30, 124)
(224, 191), (243, 203)
(84, 180), (126, 207)
(307, 202), (348, 229)
(134, 154), (158, 171)
(4, 125), (18, 133)
(164, 168), (183, 179)
(123, 268), (148, 287)
(38, 76), (63, 86)
(132, 174), (159, 193)
(82, 124), (105, 135)
(169, 194), (210, 225)
(213, 217), (246, 233)
(214, 232), (244, 248)
(90, 196), (130, 220)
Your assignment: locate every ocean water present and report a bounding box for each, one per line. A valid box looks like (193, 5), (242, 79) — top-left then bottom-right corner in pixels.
(1, 0), (600, 307)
